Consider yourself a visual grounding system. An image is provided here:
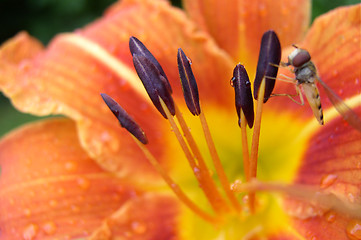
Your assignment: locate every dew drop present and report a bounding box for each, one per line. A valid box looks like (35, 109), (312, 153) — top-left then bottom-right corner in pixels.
(77, 177), (90, 190)
(357, 160), (361, 169)
(193, 167), (200, 177)
(325, 211), (336, 223)
(70, 205), (80, 213)
(258, 4), (267, 17)
(230, 77), (235, 87)
(64, 161), (77, 171)
(23, 208), (32, 217)
(131, 221), (147, 234)
(42, 221), (57, 235)
(320, 174), (338, 188)
(242, 195), (249, 204)
(49, 199), (58, 207)
(355, 78), (360, 85)
(346, 220), (361, 240)
(23, 223), (38, 240)
(348, 193), (356, 203)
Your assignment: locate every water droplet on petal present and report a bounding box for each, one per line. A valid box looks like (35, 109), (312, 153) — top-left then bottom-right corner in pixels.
(258, 4), (267, 17)
(193, 167), (201, 178)
(64, 161), (77, 171)
(23, 208), (32, 217)
(49, 199), (58, 207)
(131, 221), (147, 234)
(23, 224), (38, 240)
(348, 193), (356, 203)
(325, 211), (336, 223)
(42, 221), (57, 235)
(77, 177), (90, 190)
(71, 205), (80, 213)
(320, 174), (338, 188)
(346, 220), (361, 240)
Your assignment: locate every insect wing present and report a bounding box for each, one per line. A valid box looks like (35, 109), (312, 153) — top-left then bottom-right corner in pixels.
(317, 76), (361, 132)
(302, 82), (324, 125)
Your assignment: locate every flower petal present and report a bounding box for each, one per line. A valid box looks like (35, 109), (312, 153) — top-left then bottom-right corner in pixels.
(0, 118), (146, 239)
(89, 193), (180, 240)
(284, 117), (361, 239)
(0, 0), (235, 182)
(183, 0), (310, 68)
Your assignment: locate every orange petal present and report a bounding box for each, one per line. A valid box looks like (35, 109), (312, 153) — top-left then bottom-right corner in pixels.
(269, 4), (361, 127)
(0, 0), (235, 182)
(89, 193), (180, 240)
(183, 0), (310, 68)
(0, 118), (148, 239)
(283, 114), (361, 239)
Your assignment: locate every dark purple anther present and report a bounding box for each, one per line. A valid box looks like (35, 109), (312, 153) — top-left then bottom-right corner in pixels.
(101, 93), (148, 144)
(253, 30), (281, 103)
(129, 36), (172, 93)
(232, 64), (254, 128)
(132, 54), (175, 119)
(177, 48), (201, 116)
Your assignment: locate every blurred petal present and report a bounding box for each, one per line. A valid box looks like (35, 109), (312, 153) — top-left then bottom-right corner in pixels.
(0, 0), (234, 182)
(270, 4), (361, 128)
(0, 118), (147, 239)
(284, 117), (361, 239)
(183, 0), (310, 69)
(89, 194), (179, 240)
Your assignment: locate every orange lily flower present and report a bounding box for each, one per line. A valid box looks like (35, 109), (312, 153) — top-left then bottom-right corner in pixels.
(0, 0), (360, 239)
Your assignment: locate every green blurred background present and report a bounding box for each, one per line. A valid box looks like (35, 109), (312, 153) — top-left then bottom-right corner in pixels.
(0, 0), (359, 137)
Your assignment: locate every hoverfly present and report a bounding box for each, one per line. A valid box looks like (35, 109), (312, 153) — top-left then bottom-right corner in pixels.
(280, 45), (361, 132)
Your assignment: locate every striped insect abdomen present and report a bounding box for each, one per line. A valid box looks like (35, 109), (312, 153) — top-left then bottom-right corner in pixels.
(302, 82), (324, 125)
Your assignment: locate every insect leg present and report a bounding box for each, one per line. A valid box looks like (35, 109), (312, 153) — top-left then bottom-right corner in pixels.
(270, 85), (305, 105)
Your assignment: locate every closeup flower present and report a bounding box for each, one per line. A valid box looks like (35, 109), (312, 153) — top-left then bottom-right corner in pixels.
(0, 0), (360, 239)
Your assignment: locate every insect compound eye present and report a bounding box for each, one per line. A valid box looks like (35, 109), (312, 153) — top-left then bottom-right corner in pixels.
(292, 49), (311, 67)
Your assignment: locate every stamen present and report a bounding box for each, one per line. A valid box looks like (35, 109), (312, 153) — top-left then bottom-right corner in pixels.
(132, 54), (175, 118)
(132, 137), (218, 223)
(177, 48), (201, 116)
(101, 93), (218, 223)
(159, 98), (230, 214)
(249, 78), (265, 212)
(253, 30), (281, 103)
(178, 49), (240, 212)
(129, 36), (172, 93)
(231, 64), (253, 183)
(100, 93), (148, 144)
(199, 110), (242, 212)
(239, 111), (250, 181)
(231, 64), (254, 128)
(232, 180), (361, 219)
(249, 30), (281, 212)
